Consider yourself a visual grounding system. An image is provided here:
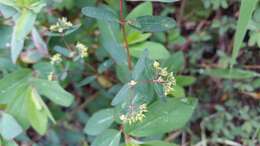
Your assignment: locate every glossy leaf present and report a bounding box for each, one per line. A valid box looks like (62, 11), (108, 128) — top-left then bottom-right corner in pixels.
(27, 87), (48, 135)
(84, 109), (114, 136)
(129, 16), (176, 32)
(125, 98), (197, 136)
(126, 2), (153, 20)
(130, 41), (170, 59)
(98, 20), (128, 65)
(111, 84), (131, 106)
(91, 129), (121, 146)
(82, 6), (118, 22)
(31, 79), (74, 107)
(163, 51), (185, 73)
(0, 112), (23, 140)
(132, 49), (148, 80)
(176, 75), (196, 87)
(11, 9), (36, 63)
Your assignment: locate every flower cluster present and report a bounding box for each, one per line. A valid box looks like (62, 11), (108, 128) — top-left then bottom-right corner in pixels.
(50, 54), (62, 65)
(76, 42), (88, 58)
(153, 61), (176, 96)
(49, 17), (73, 33)
(120, 104), (148, 125)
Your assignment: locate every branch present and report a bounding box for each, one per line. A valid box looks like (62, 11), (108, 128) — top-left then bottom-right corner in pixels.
(119, 0), (132, 70)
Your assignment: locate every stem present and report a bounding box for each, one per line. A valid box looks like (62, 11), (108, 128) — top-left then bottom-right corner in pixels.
(119, 0), (132, 70)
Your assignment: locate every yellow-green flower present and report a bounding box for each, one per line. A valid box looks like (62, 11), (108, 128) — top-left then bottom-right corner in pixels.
(50, 54), (62, 65)
(153, 61), (176, 95)
(76, 42), (89, 58)
(50, 17), (73, 33)
(120, 104), (148, 125)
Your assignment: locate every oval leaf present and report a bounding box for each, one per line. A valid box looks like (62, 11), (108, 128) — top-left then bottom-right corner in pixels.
(129, 16), (176, 32)
(91, 129), (121, 146)
(125, 98), (197, 137)
(84, 109), (114, 136)
(130, 41), (170, 59)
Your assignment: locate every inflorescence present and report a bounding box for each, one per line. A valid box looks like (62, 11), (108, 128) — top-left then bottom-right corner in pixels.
(120, 104), (148, 125)
(50, 54), (62, 65)
(153, 61), (176, 96)
(50, 17), (73, 33)
(76, 42), (89, 58)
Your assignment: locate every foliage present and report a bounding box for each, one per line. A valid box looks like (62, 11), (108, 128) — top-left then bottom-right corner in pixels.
(0, 0), (259, 145)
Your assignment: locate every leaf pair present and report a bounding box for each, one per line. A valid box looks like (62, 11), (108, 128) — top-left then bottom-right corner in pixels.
(0, 69), (74, 135)
(82, 6), (176, 33)
(0, 0), (46, 63)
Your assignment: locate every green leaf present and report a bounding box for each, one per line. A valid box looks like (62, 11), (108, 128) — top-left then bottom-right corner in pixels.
(127, 31), (151, 45)
(126, 2), (152, 45)
(111, 84), (131, 106)
(204, 68), (260, 79)
(0, 26), (12, 48)
(0, 4), (17, 18)
(84, 109), (114, 136)
(126, 2), (153, 20)
(125, 98), (197, 137)
(82, 6), (118, 22)
(176, 75), (196, 87)
(0, 112), (23, 140)
(26, 87), (48, 135)
(31, 79), (74, 107)
(91, 129), (121, 146)
(129, 16), (176, 32)
(2, 140), (18, 146)
(130, 41), (170, 59)
(116, 64), (131, 83)
(53, 45), (72, 57)
(31, 27), (48, 56)
(11, 9), (36, 63)
(98, 20), (128, 65)
(170, 85), (185, 98)
(132, 49), (148, 80)
(6, 86), (31, 129)
(141, 141), (178, 146)
(0, 0), (19, 10)
(77, 76), (96, 87)
(126, 0), (178, 2)
(231, 0), (258, 66)
(163, 51), (185, 73)
(0, 69), (32, 104)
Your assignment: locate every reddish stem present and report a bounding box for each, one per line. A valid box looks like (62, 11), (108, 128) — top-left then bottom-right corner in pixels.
(119, 0), (132, 70)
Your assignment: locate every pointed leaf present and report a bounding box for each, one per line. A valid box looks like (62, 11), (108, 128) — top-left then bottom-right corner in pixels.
(125, 98), (197, 137)
(82, 6), (118, 22)
(91, 129), (121, 146)
(132, 49), (148, 80)
(111, 84), (131, 106)
(84, 109), (114, 136)
(204, 68), (260, 79)
(11, 9), (36, 63)
(130, 41), (170, 59)
(0, 112), (23, 140)
(26, 87), (48, 135)
(129, 16), (176, 32)
(31, 79), (74, 107)
(231, 0), (258, 66)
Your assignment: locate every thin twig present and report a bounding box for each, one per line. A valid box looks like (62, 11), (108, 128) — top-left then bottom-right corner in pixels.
(119, 0), (132, 70)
